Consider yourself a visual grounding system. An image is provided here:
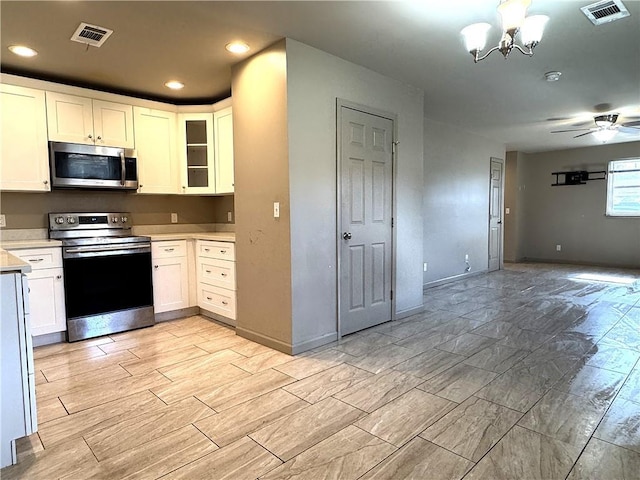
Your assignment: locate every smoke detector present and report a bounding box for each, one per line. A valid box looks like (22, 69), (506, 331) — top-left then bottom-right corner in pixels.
(70, 22), (113, 47)
(581, 0), (630, 25)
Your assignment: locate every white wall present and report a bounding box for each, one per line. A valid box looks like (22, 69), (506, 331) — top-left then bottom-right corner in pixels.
(423, 118), (506, 285)
(286, 39), (425, 348)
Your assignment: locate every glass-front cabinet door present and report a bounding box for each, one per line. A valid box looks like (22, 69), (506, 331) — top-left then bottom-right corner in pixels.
(178, 113), (215, 194)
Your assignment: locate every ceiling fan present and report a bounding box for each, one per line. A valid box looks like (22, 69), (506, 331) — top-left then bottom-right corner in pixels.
(551, 114), (640, 141)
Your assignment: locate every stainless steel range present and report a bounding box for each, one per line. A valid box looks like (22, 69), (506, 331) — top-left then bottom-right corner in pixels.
(49, 212), (154, 342)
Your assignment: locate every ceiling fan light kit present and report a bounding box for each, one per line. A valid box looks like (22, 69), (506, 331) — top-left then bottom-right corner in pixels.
(461, 0), (549, 63)
(550, 113), (640, 142)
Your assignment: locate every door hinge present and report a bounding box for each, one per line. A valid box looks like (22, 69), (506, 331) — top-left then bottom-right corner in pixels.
(391, 217), (394, 228)
(392, 141), (399, 155)
(390, 290), (393, 300)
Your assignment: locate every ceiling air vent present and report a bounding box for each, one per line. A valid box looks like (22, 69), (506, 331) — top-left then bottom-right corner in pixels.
(581, 0), (630, 25)
(70, 22), (113, 47)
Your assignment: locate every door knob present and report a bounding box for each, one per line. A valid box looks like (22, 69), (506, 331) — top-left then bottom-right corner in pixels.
(342, 232), (352, 240)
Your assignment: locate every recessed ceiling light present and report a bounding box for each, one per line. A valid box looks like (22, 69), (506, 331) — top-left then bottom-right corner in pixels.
(8, 45), (38, 57)
(544, 71), (562, 82)
(225, 42), (250, 54)
(164, 80), (184, 90)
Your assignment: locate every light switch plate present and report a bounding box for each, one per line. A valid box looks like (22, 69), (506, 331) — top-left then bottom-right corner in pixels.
(505, 207), (510, 214)
(227, 211), (233, 222)
(274, 202), (280, 218)
(0, 214), (5, 228)
(171, 213), (178, 223)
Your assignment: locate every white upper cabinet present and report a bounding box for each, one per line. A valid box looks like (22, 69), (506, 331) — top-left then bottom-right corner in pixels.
(0, 84), (51, 192)
(214, 107), (234, 194)
(177, 107), (234, 195)
(178, 113), (216, 194)
(46, 91), (134, 148)
(134, 106), (179, 194)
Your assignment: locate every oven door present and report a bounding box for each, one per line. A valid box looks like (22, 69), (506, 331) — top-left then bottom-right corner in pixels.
(50, 142), (138, 190)
(62, 242), (154, 341)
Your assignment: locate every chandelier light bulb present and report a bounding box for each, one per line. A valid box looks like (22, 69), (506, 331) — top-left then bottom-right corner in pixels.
(521, 15), (549, 46)
(461, 23), (492, 52)
(498, 0), (531, 31)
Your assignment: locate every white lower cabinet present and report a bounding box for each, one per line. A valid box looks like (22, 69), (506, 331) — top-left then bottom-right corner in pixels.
(197, 240), (236, 321)
(7, 247), (66, 336)
(152, 241), (189, 313)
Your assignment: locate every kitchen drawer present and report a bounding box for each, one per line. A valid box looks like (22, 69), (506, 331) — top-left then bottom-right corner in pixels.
(198, 258), (236, 290)
(198, 240), (235, 261)
(152, 240), (187, 258)
(198, 283), (236, 320)
(8, 247), (62, 270)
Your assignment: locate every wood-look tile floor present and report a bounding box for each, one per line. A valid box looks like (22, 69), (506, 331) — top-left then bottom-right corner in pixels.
(3, 263), (640, 479)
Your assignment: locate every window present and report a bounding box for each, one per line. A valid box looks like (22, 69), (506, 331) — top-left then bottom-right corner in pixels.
(607, 158), (640, 217)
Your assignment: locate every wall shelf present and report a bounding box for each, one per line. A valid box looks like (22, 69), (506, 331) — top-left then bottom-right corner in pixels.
(551, 170), (606, 186)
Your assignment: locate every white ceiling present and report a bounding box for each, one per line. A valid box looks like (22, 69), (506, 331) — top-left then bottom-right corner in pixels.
(2, 0), (639, 153)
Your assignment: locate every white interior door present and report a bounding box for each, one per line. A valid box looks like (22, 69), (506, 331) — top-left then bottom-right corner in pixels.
(489, 158), (503, 272)
(339, 106), (393, 336)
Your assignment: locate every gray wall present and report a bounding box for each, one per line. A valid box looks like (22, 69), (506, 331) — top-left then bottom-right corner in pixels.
(286, 39), (425, 348)
(518, 141), (640, 268)
(423, 119), (506, 286)
(231, 40), (294, 351)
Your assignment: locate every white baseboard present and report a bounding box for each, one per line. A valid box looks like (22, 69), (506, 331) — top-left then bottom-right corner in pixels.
(423, 269), (488, 291)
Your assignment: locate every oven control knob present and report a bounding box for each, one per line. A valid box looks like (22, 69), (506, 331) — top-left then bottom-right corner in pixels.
(121, 216), (128, 223)
(112, 217), (119, 223)
(66, 216), (76, 224)
(55, 216), (64, 225)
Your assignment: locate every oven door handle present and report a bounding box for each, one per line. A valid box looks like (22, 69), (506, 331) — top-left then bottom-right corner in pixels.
(64, 243), (151, 256)
(120, 151), (126, 186)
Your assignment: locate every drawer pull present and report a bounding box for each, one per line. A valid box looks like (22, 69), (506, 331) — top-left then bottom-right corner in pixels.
(220, 250), (227, 254)
(222, 301), (228, 305)
(28, 258), (45, 263)
(205, 270), (211, 274)
(206, 296), (213, 301)
(221, 273), (227, 277)
(204, 248), (210, 252)
(164, 248), (175, 252)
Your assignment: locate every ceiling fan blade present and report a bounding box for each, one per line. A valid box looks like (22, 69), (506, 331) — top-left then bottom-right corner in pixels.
(573, 131), (594, 138)
(551, 128), (592, 133)
(618, 126), (640, 134)
(621, 120), (640, 127)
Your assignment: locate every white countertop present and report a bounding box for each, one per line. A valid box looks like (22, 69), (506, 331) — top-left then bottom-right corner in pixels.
(148, 232), (235, 242)
(0, 250), (32, 274)
(1, 239), (63, 250)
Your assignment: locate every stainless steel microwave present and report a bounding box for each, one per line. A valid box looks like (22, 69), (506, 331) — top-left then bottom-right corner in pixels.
(49, 142), (138, 190)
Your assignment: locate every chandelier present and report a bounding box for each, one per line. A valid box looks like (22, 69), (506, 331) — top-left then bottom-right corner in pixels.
(461, 0), (549, 63)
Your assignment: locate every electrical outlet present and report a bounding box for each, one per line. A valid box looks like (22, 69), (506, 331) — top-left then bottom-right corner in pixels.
(505, 207), (510, 214)
(273, 202), (280, 218)
(465, 254), (469, 262)
(0, 214), (6, 228)
(227, 211), (233, 222)
(556, 244), (562, 252)
(171, 213), (178, 224)
(423, 262), (428, 272)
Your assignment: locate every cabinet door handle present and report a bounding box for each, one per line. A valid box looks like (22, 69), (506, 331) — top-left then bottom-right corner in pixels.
(154, 265), (159, 269)
(43, 180), (49, 185)
(88, 134), (93, 140)
(205, 270), (211, 274)
(97, 136), (102, 141)
(56, 275), (62, 280)
(221, 301), (228, 306)
(220, 250), (227, 254)
(204, 248), (210, 252)
(164, 248), (175, 252)
(221, 273), (227, 277)
(28, 258), (44, 263)
(206, 296), (212, 301)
